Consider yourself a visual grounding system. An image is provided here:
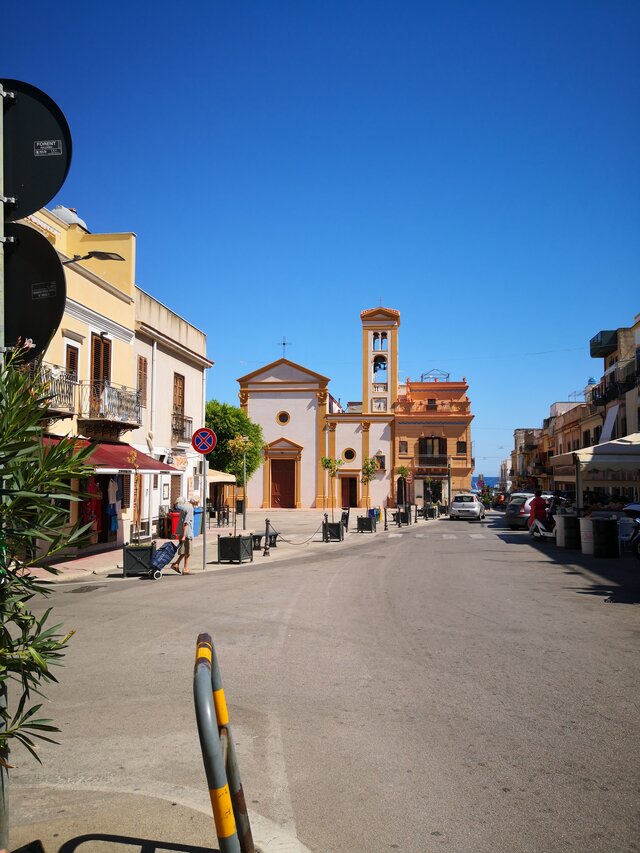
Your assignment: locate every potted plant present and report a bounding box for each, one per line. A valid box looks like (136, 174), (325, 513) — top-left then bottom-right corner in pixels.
(321, 456), (344, 540)
(397, 465), (411, 524)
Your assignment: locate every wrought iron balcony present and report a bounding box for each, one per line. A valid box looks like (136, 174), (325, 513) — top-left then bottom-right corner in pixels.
(78, 381), (141, 428)
(30, 362), (78, 417)
(589, 330), (617, 358)
(415, 454), (448, 468)
(172, 412), (193, 444)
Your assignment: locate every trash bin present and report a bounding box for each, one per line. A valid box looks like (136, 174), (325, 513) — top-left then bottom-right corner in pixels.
(168, 511), (181, 538)
(368, 508), (376, 519)
(579, 518), (594, 555)
(193, 507), (203, 537)
(592, 518), (619, 558)
(563, 515), (581, 549)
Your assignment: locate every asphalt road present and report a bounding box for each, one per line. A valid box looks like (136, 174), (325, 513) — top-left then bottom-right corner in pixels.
(11, 513), (640, 853)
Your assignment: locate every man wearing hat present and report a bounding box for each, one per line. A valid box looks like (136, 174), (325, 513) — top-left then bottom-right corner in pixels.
(172, 493), (199, 575)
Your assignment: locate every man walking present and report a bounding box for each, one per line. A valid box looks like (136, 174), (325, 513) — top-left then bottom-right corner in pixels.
(172, 494), (199, 575)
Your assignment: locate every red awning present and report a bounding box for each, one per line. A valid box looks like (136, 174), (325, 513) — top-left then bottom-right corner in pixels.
(43, 438), (177, 475)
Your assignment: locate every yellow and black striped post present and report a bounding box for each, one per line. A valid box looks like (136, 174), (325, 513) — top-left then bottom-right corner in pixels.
(209, 639), (255, 853)
(194, 634), (241, 853)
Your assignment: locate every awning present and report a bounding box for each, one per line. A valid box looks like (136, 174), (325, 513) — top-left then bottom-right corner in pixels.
(551, 433), (640, 473)
(43, 437), (177, 475)
(207, 468), (236, 484)
(600, 404), (620, 444)
(88, 442), (178, 475)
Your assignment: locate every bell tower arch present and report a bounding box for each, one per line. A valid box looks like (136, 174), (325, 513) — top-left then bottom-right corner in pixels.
(360, 308), (400, 414)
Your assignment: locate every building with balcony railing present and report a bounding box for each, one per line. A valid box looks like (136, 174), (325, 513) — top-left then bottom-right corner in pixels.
(23, 206), (214, 552)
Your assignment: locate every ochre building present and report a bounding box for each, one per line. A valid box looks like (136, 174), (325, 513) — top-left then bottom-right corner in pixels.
(238, 307), (474, 509)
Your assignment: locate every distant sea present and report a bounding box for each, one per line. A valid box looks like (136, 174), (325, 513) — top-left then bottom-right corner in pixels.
(472, 476), (500, 490)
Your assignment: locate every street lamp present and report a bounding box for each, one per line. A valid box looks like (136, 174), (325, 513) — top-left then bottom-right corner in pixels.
(62, 251), (125, 265)
(240, 436), (251, 530)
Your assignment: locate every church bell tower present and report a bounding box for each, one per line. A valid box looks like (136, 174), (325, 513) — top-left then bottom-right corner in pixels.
(360, 308), (400, 414)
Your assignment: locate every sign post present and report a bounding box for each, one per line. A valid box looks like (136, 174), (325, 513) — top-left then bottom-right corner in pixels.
(191, 428), (217, 571)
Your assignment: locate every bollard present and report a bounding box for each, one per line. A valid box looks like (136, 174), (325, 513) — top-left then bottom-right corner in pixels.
(383, 507), (388, 531)
(193, 635), (241, 853)
(209, 640), (255, 853)
(263, 518), (270, 557)
(323, 512), (328, 542)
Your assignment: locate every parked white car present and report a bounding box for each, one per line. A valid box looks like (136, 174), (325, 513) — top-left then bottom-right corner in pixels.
(449, 493), (486, 520)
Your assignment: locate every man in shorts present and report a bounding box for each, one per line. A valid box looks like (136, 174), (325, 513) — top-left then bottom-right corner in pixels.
(172, 494), (199, 574)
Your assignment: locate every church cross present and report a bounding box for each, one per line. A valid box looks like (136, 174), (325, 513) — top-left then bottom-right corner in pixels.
(278, 336), (292, 358)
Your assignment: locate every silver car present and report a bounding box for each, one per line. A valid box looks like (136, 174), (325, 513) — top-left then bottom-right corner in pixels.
(449, 493), (485, 520)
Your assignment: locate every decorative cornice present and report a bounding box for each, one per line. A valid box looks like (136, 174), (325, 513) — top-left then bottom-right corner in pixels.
(65, 298), (134, 344)
(136, 322), (213, 369)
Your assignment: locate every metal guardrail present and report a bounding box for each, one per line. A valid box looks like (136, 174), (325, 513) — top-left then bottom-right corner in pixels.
(194, 633), (254, 853)
(172, 412), (193, 443)
(78, 380), (141, 425)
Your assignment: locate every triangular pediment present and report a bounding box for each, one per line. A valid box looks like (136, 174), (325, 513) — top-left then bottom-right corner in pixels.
(360, 307), (401, 325)
(267, 437), (304, 452)
(238, 358), (329, 386)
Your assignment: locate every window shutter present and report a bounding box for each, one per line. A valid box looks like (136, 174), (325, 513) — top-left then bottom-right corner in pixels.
(138, 356), (148, 407)
(66, 345), (79, 379)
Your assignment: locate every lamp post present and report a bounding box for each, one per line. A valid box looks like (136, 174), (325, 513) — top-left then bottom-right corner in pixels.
(62, 251), (125, 265)
(241, 435), (250, 531)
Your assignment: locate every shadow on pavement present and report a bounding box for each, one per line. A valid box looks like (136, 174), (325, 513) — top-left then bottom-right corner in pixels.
(486, 515), (640, 605)
(57, 834), (218, 853)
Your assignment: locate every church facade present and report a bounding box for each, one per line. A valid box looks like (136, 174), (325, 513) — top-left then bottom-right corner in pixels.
(238, 307), (474, 510)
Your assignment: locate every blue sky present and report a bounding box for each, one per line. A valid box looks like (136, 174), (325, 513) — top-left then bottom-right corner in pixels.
(6, 1), (639, 475)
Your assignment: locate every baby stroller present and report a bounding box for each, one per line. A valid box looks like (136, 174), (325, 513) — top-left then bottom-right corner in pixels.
(147, 541), (178, 580)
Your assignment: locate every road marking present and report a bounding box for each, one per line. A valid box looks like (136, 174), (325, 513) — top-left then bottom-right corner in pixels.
(469, 533), (485, 539)
(388, 533), (403, 538)
(443, 534), (457, 539)
(416, 534), (426, 538)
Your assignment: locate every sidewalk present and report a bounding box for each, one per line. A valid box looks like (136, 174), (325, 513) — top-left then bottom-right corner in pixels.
(28, 508), (382, 583)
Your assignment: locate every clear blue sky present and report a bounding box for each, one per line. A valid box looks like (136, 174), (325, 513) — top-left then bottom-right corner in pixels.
(6, 1), (640, 475)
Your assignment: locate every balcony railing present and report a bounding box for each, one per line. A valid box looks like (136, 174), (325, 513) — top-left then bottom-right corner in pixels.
(78, 381), (142, 427)
(414, 454), (448, 468)
(372, 383), (388, 393)
(395, 400), (470, 415)
(30, 362), (78, 416)
(172, 412), (193, 444)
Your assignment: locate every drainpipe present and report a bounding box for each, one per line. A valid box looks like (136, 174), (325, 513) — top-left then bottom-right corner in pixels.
(148, 340), (157, 534)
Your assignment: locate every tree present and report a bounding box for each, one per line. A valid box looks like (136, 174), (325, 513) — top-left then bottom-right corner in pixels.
(360, 456), (377, 509)
(321, 456), (343, 520)
(397, 465), (410, 506)
(0, 352), (94, 848)
(204, 401), (263, 479)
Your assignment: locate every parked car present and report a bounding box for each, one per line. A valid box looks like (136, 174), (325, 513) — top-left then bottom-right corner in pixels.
(449, 493), (486, 520)
(504, 492), (553, 530)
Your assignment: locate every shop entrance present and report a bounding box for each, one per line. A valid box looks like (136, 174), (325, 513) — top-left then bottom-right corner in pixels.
(271, 459), (295, 507)
(341, 476), (358, 507)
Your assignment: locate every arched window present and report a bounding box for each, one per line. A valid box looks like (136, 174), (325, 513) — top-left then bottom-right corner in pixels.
(372, 332), (380, 351)
(373, 355), (387, 383)
(380, 332), (388, 351)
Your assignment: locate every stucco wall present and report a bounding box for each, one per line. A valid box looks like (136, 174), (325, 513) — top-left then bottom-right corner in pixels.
(248, 390), (318, 508)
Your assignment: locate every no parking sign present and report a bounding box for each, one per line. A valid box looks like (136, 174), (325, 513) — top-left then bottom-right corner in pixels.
(192, 428), (217, 454)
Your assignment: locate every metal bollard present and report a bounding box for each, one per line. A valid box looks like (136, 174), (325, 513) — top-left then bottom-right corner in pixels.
(263, 518), (270, 556)
(323, 512), (328, 542)
(194, 635), (241, 853)
(383, 508), (388, 531)
(209, 640), (255, 853)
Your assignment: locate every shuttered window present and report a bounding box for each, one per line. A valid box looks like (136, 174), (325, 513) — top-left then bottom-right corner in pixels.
(66, 345), (79, 380)
(173, 373), (185, 415)
(91, 334), (111, 385)
(137, 356), (148, 407)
